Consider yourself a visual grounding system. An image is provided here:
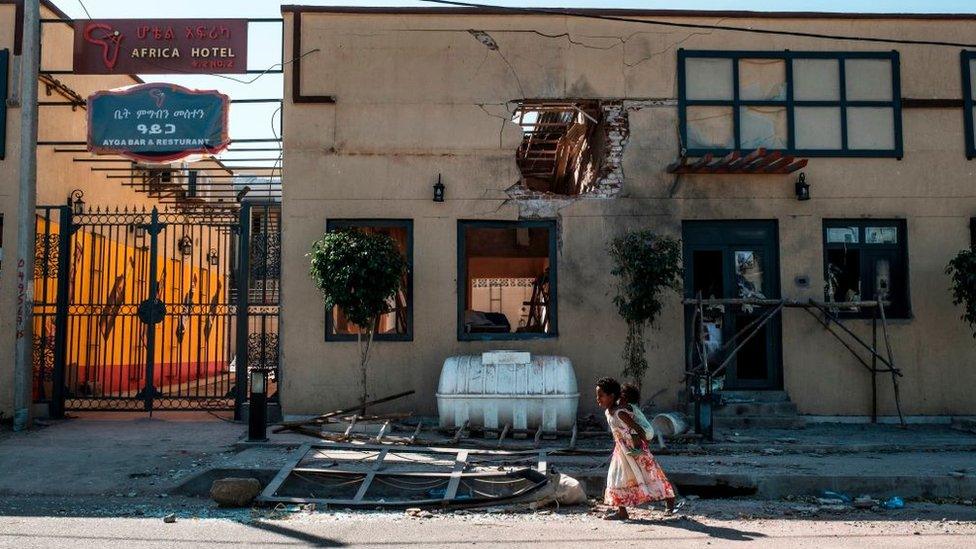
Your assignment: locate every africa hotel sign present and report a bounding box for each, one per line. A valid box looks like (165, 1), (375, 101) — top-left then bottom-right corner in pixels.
(73, 19), (248, 74)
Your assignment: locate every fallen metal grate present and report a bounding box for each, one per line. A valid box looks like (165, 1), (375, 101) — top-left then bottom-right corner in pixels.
(257, 442), (552, 508)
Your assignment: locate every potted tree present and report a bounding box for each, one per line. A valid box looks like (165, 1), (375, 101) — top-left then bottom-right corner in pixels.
(308, 229), (407, 412)
(946, 247), (976, 338)
(608, 230), (683, 389)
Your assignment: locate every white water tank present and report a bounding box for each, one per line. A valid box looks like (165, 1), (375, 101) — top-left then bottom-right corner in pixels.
(436, 351), (579, 431)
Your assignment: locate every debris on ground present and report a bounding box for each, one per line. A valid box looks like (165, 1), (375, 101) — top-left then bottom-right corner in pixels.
(530, 473), (587, 509)
(163, 513), (176, 523)
(405, 508), (434, 519)
(882, 496), (905, 510)
(210, 478), (262, 507)
(854, 495), (878, 509)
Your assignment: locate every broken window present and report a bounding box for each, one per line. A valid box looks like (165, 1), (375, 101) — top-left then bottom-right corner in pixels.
(458, 220), (556, 340)
(679, 51), (901, 157)
(823, 220), (909, 318)
(963, 51), (976, 159)
(325, 219), (412, 341)
(513, 101), (606, 195)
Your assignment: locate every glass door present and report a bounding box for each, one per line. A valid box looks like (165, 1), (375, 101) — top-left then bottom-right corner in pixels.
(683, 221), (782, 390)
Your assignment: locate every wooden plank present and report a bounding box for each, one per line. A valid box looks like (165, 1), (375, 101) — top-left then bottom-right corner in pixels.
(744, 150), (782, 172)
(408, 422), (423, 445)
(343, 416), (358, 438)
(569, 423), (578, 450)
(257, 443), (311, 502)
(784, 158), (809, 173)
(443, 450), (470, 502)
(533, 425), (543, 448)
(274, 390), (415, 432)
(375, 420), (391, 443)
(705, 151), (740, 172)
(762, 155), (793, 173)
(689, 153), (713, 170)
(451, 420), (469, 445)
(497, 424), (510, 448)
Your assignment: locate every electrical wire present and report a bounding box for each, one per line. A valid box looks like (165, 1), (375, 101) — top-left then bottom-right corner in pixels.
(75, 0), (92, 19)
(418, 0), (976, 49)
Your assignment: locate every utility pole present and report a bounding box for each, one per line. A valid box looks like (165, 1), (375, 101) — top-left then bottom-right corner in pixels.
(12, 0), (40, 431)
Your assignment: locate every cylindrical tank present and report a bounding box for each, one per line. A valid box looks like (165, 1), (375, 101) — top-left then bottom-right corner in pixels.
(436, 351), (579, 431)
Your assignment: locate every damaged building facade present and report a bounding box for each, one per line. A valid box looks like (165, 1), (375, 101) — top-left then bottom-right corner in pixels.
(280, 6), (976, 420)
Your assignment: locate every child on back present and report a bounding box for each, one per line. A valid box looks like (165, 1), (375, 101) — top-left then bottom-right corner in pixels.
(620, 383), (656, 449)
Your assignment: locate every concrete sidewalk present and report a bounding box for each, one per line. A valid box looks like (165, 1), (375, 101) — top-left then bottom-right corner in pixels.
(2, 414), (976, 503)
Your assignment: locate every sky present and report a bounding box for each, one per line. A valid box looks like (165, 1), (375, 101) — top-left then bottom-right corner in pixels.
(48, 0), (976, 170)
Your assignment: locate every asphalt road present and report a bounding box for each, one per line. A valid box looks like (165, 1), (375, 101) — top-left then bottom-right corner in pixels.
(1, 499), (975, 548)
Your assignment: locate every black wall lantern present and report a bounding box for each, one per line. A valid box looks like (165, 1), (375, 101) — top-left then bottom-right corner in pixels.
(178, 235), (193, 257)
(69, 189), (85, 214)
(795, 173), (810, 201)
(206, 248), (219, 266)
(433, 173), (445, 203)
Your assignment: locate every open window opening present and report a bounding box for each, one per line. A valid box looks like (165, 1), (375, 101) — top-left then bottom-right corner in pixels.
(513, 101), (608, 196)
(459, 220), (556, 339)
(326, 219), (413, 341)
(824, 220), (908, 318)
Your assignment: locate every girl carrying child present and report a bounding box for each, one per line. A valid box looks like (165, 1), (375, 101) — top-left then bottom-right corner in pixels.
(595, 377), (676, 520)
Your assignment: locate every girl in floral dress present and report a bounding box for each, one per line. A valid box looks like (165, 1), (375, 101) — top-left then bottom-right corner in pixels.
(595, 377), (676, 520)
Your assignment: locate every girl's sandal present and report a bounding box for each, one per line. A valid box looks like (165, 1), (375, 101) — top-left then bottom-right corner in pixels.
(602, 509), (629, 520)
(665, 499), (685, 516)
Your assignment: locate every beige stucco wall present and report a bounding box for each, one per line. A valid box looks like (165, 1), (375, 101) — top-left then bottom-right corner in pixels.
(280, 10), (976, 418)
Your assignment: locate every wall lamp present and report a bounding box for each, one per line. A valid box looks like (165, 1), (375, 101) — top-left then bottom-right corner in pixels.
(795, 173), (811, 201)
(433, 174), (445, 203)
(206, 248), (219, 266)
(69, 189), (85, 214)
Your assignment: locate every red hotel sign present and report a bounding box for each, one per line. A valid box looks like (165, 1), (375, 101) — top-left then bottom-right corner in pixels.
(73, 19), (248, 74)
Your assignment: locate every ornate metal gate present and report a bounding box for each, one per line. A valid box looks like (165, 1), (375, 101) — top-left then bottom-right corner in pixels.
(32, 202), (281, 415)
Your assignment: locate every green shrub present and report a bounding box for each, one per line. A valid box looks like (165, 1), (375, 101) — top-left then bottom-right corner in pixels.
(609, 230), (683, 388)
(308, 229), (407, 409)
(946, 248), (976, 338)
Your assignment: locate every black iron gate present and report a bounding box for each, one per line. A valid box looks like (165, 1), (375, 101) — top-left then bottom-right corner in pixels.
(32, 202), (281, 415)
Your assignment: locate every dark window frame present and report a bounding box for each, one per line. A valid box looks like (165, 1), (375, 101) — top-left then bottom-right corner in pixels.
(324, 218), (414, 342)
(822, 219), (910, 319)
(678, 49), (903, 158)
(0, 50), (8, 159)
(963, 50), (976, 160)
(457, 219), (558, 341)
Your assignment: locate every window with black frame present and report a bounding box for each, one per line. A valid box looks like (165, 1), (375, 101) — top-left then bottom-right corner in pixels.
(325, 219), (413, 341)
(823, 220), (909, 319)
(963, 51), (976, 159)
(678, 50), (902, 158)
(457, 220), (557, 340)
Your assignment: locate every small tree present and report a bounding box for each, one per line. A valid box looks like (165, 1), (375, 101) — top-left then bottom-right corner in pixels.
(609, 230), (683, 389)
(946, 248), (976, 338)
(308, 229), (407, 411)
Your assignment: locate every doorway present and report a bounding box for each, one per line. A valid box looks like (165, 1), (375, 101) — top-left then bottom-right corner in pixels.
(682, 220), (782, 390)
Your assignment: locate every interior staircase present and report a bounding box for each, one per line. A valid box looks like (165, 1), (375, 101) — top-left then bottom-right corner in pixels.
(703, 390), (806, 430)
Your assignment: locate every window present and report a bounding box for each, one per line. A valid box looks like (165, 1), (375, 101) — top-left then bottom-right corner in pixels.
(458, 220), (557, 340)
(0, 50), (7, 159)
(823, 220), (909, 318)
(325, 219), (412, 341)
(963, 51), (976, 159)
(679, 50), (902, 157)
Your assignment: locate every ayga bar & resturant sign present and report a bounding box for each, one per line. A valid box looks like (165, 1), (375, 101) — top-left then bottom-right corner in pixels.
(88, 83), (230, 163)
(73, 19), (247, 74)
